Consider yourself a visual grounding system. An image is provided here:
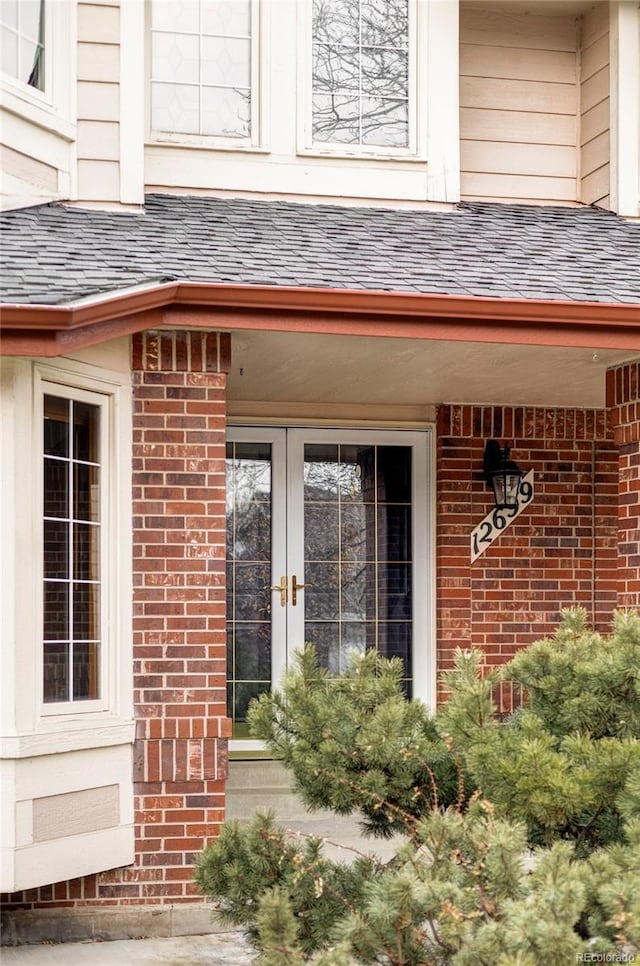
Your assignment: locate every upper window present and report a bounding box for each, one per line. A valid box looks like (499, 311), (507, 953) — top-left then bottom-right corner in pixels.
(1, 0), (45, 92)
(150, 0), (254, 140)
(311, 0), (409, 148)
(43, 390), (104, 708)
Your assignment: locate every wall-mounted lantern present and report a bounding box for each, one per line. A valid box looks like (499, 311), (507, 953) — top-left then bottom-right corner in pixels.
(483, 439), (523, 510)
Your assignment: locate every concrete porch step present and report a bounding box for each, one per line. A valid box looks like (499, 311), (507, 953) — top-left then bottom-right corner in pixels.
(226, 759), (291, 791)
(226, 760), (305, 822)
(224, 759), (404, 863)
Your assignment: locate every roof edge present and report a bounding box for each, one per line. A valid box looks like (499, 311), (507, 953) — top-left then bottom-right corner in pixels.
(1, 281), (639, 355)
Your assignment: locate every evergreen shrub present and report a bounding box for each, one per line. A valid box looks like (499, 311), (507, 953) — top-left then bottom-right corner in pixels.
(195, 608), (640, 964)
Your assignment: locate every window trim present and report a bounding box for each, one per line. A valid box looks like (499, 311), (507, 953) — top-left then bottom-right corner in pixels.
(40, 383), (108, 714)
(297, 0), (422, 161)
(0, 0), (47, 96)
(0, 0), (75, 140)
(33, 359), (132, 725)
(146, 0), (266, 151)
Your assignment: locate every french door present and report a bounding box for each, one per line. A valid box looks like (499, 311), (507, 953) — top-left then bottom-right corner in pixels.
(226, 427), (432, 742)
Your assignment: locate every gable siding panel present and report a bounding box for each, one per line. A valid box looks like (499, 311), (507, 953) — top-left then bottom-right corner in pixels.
(460, 108), (576, 146)
(579, 5), (610, 206)
(77, 3), (120, 44)
(76, 121), (121, 161)
(77, 159), (121, 200)
(461, 141), (576, 180)
(460, 6), (579, 204)
(581, 165), (610, 209)
(460, 44), (576, 83)
(460, 172), (577, 203)
(580, 98), (610, 146)
(76, 2), (121, 202)
(460, 6), (577, 51)
(77, 41), (120, 83)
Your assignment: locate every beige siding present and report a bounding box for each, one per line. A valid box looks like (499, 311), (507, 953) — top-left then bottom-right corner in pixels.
(1, 146), (58, 193)
(460, 3), (579, 203)
(76, 1), (121, 202)
(579, 4), (610, 207)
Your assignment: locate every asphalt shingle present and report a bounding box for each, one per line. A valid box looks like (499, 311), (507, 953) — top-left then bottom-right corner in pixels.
(1, 194), (639, 306)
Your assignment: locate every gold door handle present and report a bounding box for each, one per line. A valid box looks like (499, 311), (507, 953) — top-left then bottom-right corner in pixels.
(269, 576), (288, 607)
(292, 574), (313, 606)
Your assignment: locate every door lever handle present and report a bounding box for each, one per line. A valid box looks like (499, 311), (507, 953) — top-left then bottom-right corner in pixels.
(292, 574), (313, 606)
(268, 576), (288, 607)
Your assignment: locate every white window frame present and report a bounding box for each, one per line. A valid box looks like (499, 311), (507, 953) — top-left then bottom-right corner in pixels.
(33, 360), (132, 727)
(297, 0), (424, 161)
(39, 383), (108, 715)
(146, 0), (267, 152)
(1, 0), (75, 140)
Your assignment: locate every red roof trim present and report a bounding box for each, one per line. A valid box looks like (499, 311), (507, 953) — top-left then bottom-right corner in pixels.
(1, 281), (639, 354)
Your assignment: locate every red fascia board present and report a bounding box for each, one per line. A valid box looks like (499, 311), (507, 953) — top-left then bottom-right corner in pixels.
(1, 282), (639, 355)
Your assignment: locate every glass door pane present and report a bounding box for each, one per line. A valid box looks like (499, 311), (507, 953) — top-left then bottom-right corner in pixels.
(288, 431), (419, 696)
(226, 440), (272, 735)
(226, 429), (287, 737)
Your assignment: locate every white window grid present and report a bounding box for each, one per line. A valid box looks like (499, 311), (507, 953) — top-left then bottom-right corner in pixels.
(299, 0), (418, 159)
(149, 0), (257, 140)
(311, 2), (410, 147)
(0, 0), (46, 92)
(40, 383), (109, 714)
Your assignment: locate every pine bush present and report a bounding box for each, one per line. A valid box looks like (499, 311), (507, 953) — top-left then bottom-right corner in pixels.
(195, 609), (640, 963)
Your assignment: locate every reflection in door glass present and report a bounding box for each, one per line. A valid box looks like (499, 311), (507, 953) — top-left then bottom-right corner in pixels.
(303, 444), (412, 693)
(226, 442), (272, 735)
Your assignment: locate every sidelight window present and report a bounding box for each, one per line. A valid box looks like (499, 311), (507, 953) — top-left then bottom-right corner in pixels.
(42, 389), (105, 707)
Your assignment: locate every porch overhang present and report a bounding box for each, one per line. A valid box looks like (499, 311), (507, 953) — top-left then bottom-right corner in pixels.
(1, 281), (639, 356)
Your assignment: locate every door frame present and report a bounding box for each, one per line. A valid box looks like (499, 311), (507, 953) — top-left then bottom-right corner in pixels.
(227, 424), (436, 752)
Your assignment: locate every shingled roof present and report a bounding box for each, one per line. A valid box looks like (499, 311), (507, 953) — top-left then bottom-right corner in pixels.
(1, 194), (639, 306)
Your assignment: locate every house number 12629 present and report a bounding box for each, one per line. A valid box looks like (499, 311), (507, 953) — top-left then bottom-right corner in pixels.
(470, 470), (535, 563)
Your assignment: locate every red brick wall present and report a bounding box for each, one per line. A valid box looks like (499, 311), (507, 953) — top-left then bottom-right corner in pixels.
(1, 329), (231, 910)
(607, 361), (640, 609)
(437, 404), (619, 704)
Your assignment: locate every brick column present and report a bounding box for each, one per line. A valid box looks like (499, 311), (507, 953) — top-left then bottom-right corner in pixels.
(607, 361), (640, 609)
(128, 329), (232, 901)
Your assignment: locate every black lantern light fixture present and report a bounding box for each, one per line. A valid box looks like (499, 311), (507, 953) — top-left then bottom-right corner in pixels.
(483, 439), (524, 511)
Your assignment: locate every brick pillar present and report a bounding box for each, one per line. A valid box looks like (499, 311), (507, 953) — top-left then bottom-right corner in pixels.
(607, 361), (640, 609)
(130, 329), (232, 901)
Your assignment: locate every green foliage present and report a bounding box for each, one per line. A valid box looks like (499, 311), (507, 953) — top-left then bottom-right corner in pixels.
(196, 608), (640, 963)
(197, 799), (638, 965)
(439, 608), (640, 853)
(248, 645), (468, 837)
(194, 810), (383, 955)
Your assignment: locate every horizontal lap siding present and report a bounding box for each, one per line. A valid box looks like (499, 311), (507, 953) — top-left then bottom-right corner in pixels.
(76, 1), (121, 202)
(580, 5), (610, 207)
(459, 4), (579, 203)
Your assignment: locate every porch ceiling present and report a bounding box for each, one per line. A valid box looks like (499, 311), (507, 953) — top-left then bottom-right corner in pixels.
(227, 330), (637, 409)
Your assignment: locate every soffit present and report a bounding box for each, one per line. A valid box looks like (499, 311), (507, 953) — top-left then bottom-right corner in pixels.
(226, 330), (636, 409)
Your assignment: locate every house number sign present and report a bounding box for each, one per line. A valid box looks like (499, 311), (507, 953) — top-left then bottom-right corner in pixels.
(471, 470), (535, 563)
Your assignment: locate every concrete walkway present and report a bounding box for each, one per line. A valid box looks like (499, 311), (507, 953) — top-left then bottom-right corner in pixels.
(0, 931), (255, 965)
